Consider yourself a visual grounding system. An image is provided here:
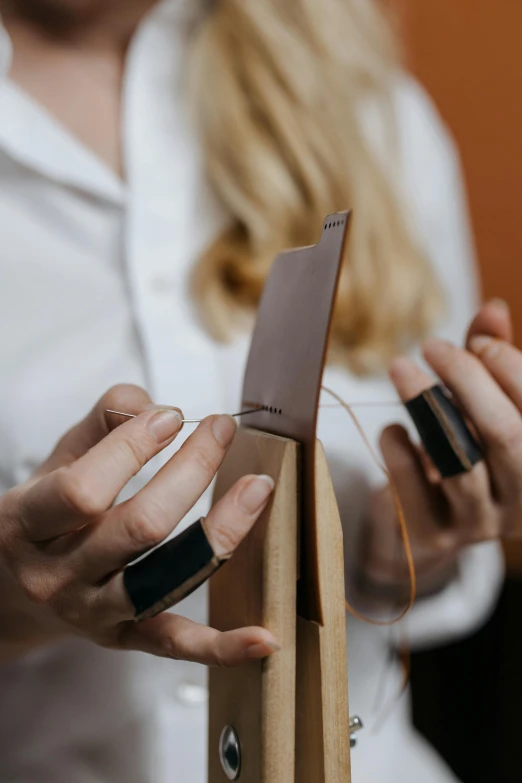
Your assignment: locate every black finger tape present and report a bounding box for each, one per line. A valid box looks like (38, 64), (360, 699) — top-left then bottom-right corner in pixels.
(405, 384), (483, 478)
(124, 518), (226, 621)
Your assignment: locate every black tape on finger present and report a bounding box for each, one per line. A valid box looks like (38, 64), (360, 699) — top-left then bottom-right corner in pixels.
(123, 518), (229, 621)
(405, 384), (483, 478)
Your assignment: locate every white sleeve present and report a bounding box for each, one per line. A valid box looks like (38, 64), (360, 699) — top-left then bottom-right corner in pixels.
(0, 22), (11, 82)
(392, 76), (504, 648)
(402, 542), (504, 650)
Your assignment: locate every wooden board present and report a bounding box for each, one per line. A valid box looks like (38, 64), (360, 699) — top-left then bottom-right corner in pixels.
(208, 430), (350, 782)
(295, 441), (351, 783)
(209, 428), (299, 783)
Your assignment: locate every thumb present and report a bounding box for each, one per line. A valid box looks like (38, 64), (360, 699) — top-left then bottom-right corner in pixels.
(37, 384), (154, 476)
(466, 299), (512, 346)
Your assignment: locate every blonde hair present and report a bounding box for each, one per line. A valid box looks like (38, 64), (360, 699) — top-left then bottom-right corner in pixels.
(189, 0), (442, 374)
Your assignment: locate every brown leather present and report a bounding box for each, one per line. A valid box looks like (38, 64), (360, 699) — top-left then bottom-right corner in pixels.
(405, 384), (483, 478)
(241, 211), (351, 623)
(124, 518), (227, 621)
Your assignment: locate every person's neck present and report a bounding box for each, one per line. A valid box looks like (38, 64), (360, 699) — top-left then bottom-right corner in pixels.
(1, 0), (158, 53)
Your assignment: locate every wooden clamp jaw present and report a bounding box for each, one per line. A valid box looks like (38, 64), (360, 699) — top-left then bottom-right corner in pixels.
(209, 213), (352, 782)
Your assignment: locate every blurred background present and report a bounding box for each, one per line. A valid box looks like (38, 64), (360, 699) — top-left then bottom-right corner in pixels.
(395, 1), (522, 780)
(0, 1), (520, 780)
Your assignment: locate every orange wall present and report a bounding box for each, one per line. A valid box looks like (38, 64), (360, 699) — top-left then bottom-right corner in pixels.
(403, 0), (522, 337)
(401, 0), (522, 569)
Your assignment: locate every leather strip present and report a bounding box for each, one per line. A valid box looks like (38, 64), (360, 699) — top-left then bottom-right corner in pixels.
(124, 518), (228, 621)
(241, 211), (351, 623)
(405, 384), (483, 478)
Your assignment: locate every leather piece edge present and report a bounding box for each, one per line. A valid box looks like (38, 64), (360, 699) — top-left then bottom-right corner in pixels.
(405, 384), (483, 478)
(123, 518), (226, 621)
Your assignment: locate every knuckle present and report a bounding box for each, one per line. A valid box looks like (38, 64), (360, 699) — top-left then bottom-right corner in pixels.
(208, 520), (240, 557)
(486, 416), (522, 454)
(451, 465), (487, 497)
(449, 470), (499, 540)
(212, 640), (231, 668)
(213, 653), (227, 669)
(458, 495), (487, 527)
(453, 484), (486, 521)
(18, 569), (61, 606)
(468, 505), (500, 541)
(56, 467), (104, 518)
(0, 489), (24, 542)
(117, 434), (149, 473)
(191, 444), (219, 479)
(124, 503), (167, 551)
(161, 634), (183, 661)
(477, 519), (501, 541)
(55, 589), (89, 628)
(429, 530), (458, 555)
(503, 501), (522, 537)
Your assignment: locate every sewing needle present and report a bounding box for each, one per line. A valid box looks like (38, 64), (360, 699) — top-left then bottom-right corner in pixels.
(105, 408), (262, 424)
(106, 401), (402, 423)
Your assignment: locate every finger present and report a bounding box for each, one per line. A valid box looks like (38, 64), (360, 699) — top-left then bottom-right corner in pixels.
(20, 407), (183, 541)
(38, 384), (154, 476)
(118, 614), (280, 667)
(389, 355), (435, 402)
(388, 356), (438, 481)
(379, 424), (450, 548)
(389, 357), (447, 483)
(203, 473), (275, 557)
(92, 473), (274, 626)
(95, 473), (275, 618)
(79, 414), (238, 573)
(423, 337), (522, 492)
(438, 462), (498, 542)
(466, 299), (513, 345)
(468, 335), (522, 411)
(389, 358), (495, 538)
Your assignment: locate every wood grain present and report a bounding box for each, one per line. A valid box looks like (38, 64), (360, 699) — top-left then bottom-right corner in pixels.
(208, 431), (350, 782)
(295, 441), (351, 783)
(209, 428), (299, 783)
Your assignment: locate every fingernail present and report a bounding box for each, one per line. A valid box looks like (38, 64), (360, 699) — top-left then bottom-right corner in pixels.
(148, 409), (183, 443)
(489, 297), (510, 311)
(212, 414), (237, 447)
(422, 337), (452, 359)
(469, 334), (500, 359)
(246, 640), (281, 660)
(238, 475), (275, 513)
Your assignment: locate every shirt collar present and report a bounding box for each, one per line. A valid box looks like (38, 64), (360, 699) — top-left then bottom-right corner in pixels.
(0, 14), (12, 80)
(0, 0), (206, 204)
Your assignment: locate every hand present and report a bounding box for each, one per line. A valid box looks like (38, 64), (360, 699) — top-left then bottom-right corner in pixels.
(360, 299), (518, 601)
(0, 384), (277, 665)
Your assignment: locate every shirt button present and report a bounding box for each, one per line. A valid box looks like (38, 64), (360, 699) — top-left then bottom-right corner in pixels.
(175, 681), (208, 707)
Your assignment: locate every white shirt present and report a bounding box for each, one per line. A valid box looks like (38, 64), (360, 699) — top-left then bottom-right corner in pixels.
(0, 2), (503, 782)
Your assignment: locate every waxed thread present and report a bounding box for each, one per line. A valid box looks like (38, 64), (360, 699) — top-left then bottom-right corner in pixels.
(321, 385), (415, 729)
(321, 385), (417, 625)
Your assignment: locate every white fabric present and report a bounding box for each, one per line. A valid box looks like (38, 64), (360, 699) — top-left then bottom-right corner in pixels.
(0, 3), (503, 782)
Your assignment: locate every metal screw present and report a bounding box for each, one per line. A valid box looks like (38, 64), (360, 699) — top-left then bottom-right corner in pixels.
(219, 725), (241, 780)
(349, 715), (364, 749)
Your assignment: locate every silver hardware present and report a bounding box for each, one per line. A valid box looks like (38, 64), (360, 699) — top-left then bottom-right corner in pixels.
(219, 725), (241, 780)
(349, 715), (364, 749)
(105, 408), (260, 424)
